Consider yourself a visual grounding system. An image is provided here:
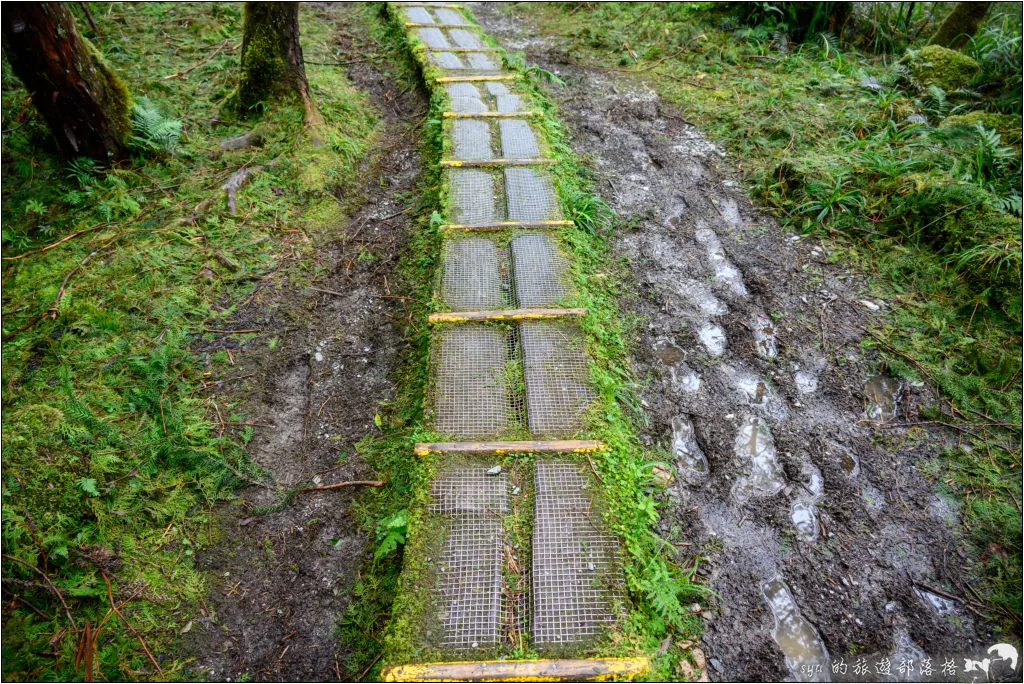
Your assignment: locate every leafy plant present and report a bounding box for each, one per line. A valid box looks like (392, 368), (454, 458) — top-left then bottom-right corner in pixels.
(129, 96), (183, 154)
(374, 509), (408, 560)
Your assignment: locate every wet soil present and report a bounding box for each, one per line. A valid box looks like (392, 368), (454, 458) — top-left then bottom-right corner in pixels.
(471, 3), (1003, 681)
(182, 5), (426, 680)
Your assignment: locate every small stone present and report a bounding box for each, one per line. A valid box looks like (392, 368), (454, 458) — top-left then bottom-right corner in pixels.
(710, 658), (725, 674)
(858, 299), (880, 311)
(678, 660), (695, 679)
(486, 466), (501, 475)
(692, 648), (707, 669)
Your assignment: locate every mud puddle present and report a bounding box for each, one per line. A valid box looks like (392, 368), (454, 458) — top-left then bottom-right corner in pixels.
(470, 3), (1003, 681)
(181, 4), (426, 680)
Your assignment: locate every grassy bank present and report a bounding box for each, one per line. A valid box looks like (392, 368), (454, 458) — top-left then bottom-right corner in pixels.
(519, 1), (1022, 632)
(1, 4), (378, 678)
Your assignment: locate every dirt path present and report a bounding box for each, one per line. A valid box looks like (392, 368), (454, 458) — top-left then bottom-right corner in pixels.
(470, 3), (1003, 681)
(182, 5), (425, 680)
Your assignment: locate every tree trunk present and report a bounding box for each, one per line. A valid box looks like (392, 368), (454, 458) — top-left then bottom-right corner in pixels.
(928, 2), (992, 50)
(1, 2), (130, 162)
(232, 2), (322, 127)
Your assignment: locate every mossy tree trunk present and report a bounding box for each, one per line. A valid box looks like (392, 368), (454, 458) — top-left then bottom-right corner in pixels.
(928, 2), (992, 50)
(233, 2), (323, 127)
(1, 2), (131, 162)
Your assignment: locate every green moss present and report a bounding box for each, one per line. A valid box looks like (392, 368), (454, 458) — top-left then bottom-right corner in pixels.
(83, 37), (132, 142)
(902, 44), (981, 91)
(941, 111), (1023, 148)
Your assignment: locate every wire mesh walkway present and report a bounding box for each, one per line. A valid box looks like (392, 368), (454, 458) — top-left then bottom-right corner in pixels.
(385, 3), (642, 679)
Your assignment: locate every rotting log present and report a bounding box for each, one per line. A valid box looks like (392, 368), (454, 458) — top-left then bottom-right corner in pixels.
(1, 2), (131, 161)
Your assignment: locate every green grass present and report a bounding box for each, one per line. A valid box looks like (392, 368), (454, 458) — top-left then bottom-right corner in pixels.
(519, 1), (1022, 633)
(2, 3), (379, 679)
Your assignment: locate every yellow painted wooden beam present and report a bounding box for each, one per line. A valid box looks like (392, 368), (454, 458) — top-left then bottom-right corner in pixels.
(443, 111), (543, 118)
(383, 657), (650, 682)
(417, 47), (502, 53)
(405, 22), (478, 29)
(440, 158), (557, 168)
(436, 74), (518, 83)
(428, 307), (586, 324)
(414, 440), (606, 457)
(440, 220), (574, 232)
(395, 3), (464, 8)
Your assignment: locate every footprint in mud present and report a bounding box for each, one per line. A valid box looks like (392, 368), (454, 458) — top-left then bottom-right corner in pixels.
(863, 374), (903, 422)
(671, 414), (709, 484)
(788, 461), (824, 542)
(670, 364), (702, 393)
(695, 227), (747, 296)
(752, 312), (778, 359)
(653, 338), (686, 365)
(674, 278), (728, 317)
(697, 322), (727, 357)
(720, 364), (788, 420)
(794, 370), (819, 395)
(730, 415), (786, 504)
(762, 576), (831, 683)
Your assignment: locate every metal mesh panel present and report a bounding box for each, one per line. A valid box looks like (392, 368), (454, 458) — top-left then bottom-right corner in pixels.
(532, 460), (621, 647)
(448, 169), (498, 224)
(446, 82), (482, 98)
(496, 94), (525, 113)
(486, 82), (511, 96)
(435, 513), (505, 648)
(466, 52), (501, 71)
(442, 237), (503, 310)
(434, 326), (510, 437)
(505, 167), (562, 222)
(521, 321), (595, 435)
(434, 7), (470, 25)
(511, 233), (570, 307)
(450, 96), (488, 113)
(431, 467), (510, 515)
(404, 6), (435, 23)
(416, 27), (450, 49)
(499, 119), (541, 158)
(450, 27), (484, 48)
(431, 51), (466, 69)
(452, 119), (493, 160)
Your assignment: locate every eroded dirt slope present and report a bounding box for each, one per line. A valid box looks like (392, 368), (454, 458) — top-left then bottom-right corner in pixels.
(472, 3), (1002, 681)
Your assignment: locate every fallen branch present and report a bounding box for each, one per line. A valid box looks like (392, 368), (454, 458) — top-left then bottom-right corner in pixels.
(101, 573), (164, 680)
(2, 553), (75, 629)
(163, 40), (238, 80)
(300, 480), (385, 492)
(223, 160), (275, 214)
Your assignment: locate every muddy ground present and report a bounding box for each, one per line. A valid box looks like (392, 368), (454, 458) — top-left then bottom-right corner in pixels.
(471, 3), (1006, 682)
(182, 5), (425, 680)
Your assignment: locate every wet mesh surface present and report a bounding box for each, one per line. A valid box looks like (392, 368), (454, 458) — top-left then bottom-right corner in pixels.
(404, 6), (434, 23)
(435, 511), (505, 647)
(416, 27), (449, 48)
(449, 96), (488, 113)
(442, 237), (504, 310)
(500, 119), (541, 158)
(511, 233), (570, 307)
(496, 94), (525, 113)
(486, 82), (511, 96)
(521, 321), (595, 435)
(435, 7), (470, 25)
(450, 28), (484, 48)
(505, 167), (561, 221)
(448, 169), (498, 224)
(431, 51), (465, 69)
(433, 326), (510, 437)
(447, 82), (481, 98)
(532, 461), (621, 647)
(452, 119), (493, 160)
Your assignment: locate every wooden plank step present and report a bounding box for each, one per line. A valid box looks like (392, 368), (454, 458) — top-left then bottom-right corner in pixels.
(443, 111), (543, 118)
(414, 439), (605, 457)
(440, 220), (573, 232)
(428, 307), (586, 324)
(440, 158), (557, 167)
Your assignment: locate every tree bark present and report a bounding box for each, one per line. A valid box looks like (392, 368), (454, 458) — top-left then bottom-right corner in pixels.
(1, 2), (130, 162)
(232, 2), (322, 127)
(928, 2), (992, 50)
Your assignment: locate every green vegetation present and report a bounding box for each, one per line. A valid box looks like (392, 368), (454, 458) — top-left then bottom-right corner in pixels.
(2, 3), (377, 679)
(521, 1), (1022, 631)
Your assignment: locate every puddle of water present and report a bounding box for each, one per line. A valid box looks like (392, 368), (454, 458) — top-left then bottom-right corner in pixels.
(670, 364), (702, 392)
(762, 576), (831, 682)
(794, 370), (818, 394)
(914, 587), (955, 616)
(695, 228), (748, 296)
(653, 339), (686, 365)
(789, 463), (824, 542)
(732, 370), (769, 405)
(833, 443), (859, 477)
(863, 375), (903, 422)
(671, 414), (709, 483)
(731, 415), (785, 504)
(675, 278), (728, 316)
(752, 313), (778, 359)
(697, 322), (726, 356)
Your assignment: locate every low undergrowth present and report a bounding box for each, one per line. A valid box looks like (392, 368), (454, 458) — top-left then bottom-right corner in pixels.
(2, 4), (378, 679)
(522, 1), (1022, 633)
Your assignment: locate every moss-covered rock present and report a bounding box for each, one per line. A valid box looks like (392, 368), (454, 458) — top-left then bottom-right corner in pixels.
(941, 111), (1023, 149)
(901, 45), (980, 92)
